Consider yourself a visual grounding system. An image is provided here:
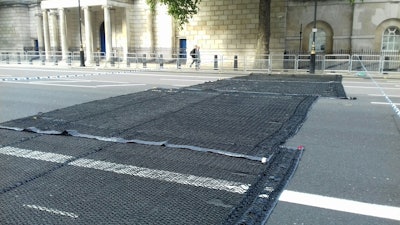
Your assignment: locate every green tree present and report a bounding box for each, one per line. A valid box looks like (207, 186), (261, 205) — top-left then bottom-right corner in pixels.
(146, 0), (201, 29)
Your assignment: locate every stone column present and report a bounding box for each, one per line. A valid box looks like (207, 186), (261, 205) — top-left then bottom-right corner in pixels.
(58, 8), (68, 62)
(269, 0), (287, 70)
(83, 6), (93, 65)
(146, 8), (155, 52)
(35, 12), (44, 52)
(42, 10), (51, 61)
(103, 5), (112, 62)
(49, 10), (59, 52)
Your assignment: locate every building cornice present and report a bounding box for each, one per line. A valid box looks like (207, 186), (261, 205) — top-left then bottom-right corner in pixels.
(41, 0), (130, 9)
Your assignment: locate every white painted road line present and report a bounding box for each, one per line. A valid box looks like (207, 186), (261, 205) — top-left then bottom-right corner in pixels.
(0, 146), (249, 194)
(2, 146), (399, 221)
(69, 158), (249, 194)
(279, 190), (400, 221)
(160, 78), (211, 82)
(369, 94), (400, 98)
(4, 81), (146, 88)
(371, 102), (400, 106)
(0, 146), (74, 163)
(22, 204), (78, 219)
(344, 85), (400, 90)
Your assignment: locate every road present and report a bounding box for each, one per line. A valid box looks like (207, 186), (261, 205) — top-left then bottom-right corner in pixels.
(0, 67), (235, 123)
(0, 66), (399, 224)
(268, 76), (400, 224)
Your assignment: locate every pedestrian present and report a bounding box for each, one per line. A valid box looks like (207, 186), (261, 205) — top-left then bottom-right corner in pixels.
(195, 46), (201, 70)
(190, 45), (197, 68)
(189, 45), (200, 69)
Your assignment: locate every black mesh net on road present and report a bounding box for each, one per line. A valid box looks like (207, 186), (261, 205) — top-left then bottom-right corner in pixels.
(0, 74), (346, 224)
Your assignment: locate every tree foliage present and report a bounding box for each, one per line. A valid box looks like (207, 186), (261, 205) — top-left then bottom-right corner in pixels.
(146, 0), (201, 29)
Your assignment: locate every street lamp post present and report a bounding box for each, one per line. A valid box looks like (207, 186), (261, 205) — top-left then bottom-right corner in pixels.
(78, 0), (85, 67)
(310, 0), (317, 74)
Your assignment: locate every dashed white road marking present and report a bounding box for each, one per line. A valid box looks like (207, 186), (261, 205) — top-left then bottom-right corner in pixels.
(2, 146), (399, 221)
(0, 146), (74, 163)
(369, 94), (400, 98)
(344, 85), (400, 90)
(160, 78), (211, 82)
(0, 146), (249, 194)
(371, 102), (400, 106)
(69, 158), (249, 194)
(279, 190), (400, 221)
(22, 204), (78, 218)
(4, 80), (146, 88)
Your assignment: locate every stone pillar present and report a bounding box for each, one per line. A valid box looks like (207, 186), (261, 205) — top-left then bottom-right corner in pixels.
(269, 0), (288, 70)
(103, 5), (112, 62)
(49, 10), (59, 52)
(35, 12), (44, 52)
(83, 6), (93, 65)
(146, 8), (155, 52)
(58, 8), (68, 62)
(42, 10), (51, 61)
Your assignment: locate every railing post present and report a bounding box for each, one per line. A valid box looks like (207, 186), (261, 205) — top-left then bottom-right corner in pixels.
(159, 54), (164, 69)
(177, 55), (181, 69)
(17, 52), (21, 64)
(126, 56), (130, 67)
(67, 52), (72, 66)
(143, 54), (147, 68)
(96, 52), (100, 66)
(234, 55), (238, 71)
(214, 55), (218, 70)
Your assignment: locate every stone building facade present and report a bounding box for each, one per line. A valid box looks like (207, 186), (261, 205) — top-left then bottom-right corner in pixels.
(0, 0), (399, 64)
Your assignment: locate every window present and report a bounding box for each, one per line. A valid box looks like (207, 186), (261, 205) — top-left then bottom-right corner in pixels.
(382, 26), (400, 52)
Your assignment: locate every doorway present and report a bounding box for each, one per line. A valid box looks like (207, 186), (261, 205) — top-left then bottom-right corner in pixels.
(179, 39), (187, 58)
(100, 22), (105, 55)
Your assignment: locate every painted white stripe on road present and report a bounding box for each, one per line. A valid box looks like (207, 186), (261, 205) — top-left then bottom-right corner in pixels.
(0, 146), (249, 194)
(344, 85), (400, 90)
(279, 190), (400, 221)
(70, 158), (249, 194)
(0, 146), (73, 163)
(3, 146), (399, 221)
(371, 102), (400, 106)
(369, 94), (400, 98)
(160, 78), (211, 82)
(23, 204), (78, 218)
(24, 81), (146, 88)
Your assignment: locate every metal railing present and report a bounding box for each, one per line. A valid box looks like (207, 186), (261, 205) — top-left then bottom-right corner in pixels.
(1, 50), (399, 74)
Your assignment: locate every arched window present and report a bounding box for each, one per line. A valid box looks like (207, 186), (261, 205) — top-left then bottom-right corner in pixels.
(309, 29), (326, 53)
(381, 26), (400, 52)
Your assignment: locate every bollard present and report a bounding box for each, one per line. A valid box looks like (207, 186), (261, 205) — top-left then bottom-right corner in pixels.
(177, 58), (181, 69)
(159, 54), (164, 69)
(17, 52), (21, 64)
(143, 54), (147, 68)
(234, 55), (238, 71)
(67, 53), (72, 66)
(95, 54), (100, 66)
(111, 54), (115, 67)
(214, 55), (218, 70)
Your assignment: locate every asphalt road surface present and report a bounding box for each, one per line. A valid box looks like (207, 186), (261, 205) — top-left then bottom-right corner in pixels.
(0, 66), (399, 224)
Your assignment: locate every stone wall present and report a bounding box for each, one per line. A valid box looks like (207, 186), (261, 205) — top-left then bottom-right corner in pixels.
(352, 0), (400, 51)
(0, 5), (32, 50)
(178, 0), (260, 57)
